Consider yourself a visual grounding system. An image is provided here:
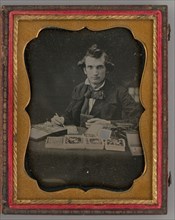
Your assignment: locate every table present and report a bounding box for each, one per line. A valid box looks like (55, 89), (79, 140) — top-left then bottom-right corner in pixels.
(25, 133), (144, 192)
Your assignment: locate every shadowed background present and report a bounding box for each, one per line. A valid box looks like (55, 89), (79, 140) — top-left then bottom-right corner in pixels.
(24, 27), (145, 123)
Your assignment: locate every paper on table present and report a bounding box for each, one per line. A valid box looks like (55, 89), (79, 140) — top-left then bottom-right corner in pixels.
(126, 132), (143, 156)
(64, 125), (78, 134)
(30, 122), (67, 141)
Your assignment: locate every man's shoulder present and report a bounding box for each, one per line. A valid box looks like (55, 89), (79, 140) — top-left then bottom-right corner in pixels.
(74, 82), (86, 90)
(105, 79), (127, 92)
(72, 82), (87, 99)
(73, 82), (87, 93)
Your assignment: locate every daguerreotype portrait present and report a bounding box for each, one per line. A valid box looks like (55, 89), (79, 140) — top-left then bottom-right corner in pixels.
(1, 5), (168, 215)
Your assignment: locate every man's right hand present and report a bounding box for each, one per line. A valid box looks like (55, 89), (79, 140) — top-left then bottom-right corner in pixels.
(51, 114), (65, 126)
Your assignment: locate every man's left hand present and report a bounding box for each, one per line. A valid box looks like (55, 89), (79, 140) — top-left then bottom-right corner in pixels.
(85, 118), (111, 128)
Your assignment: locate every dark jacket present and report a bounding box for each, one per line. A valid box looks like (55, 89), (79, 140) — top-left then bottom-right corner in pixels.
(64, 80), (143, 126)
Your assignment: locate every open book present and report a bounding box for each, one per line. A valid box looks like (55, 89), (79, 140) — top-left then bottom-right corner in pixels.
(30, 122), (67, 141)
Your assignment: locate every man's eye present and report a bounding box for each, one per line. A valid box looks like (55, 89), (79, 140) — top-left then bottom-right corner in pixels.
(87, 66), (93, 70)
(97, 65), (105, 70)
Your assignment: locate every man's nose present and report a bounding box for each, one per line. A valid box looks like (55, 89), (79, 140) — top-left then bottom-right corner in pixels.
(92, 67), (98, 75)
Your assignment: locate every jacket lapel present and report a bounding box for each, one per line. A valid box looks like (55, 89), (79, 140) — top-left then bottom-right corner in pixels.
(89, 99), (105, 116)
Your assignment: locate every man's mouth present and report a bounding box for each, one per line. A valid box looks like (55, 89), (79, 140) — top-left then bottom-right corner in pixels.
(92, 77), (99, 80)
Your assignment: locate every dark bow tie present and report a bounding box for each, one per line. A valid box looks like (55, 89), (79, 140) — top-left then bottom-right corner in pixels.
(85, 87), (105, 100)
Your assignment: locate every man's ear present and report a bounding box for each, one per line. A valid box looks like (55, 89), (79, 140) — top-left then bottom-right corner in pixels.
(83, 67), (87, 75)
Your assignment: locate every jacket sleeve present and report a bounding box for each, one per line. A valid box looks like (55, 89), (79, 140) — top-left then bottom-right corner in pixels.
(63, 87), (77, 125)
(117, 86), (144, 124)
(63, 83), (86, 126)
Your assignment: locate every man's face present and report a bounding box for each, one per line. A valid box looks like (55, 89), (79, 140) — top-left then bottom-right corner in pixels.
(83, 55), (106, 88)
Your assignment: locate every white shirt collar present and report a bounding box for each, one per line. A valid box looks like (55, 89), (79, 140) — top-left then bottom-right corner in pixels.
(85, 78), (105, 91)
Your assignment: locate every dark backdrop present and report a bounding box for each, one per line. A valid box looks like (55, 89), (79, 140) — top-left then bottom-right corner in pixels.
(24, 27), (145, 124)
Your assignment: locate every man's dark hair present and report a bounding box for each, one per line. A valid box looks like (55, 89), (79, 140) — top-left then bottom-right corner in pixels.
(78, 44), (114, 72)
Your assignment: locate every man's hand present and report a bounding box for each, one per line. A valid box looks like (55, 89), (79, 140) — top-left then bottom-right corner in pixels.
(85, 118), (111, 128)
(51, 113), (65, 126)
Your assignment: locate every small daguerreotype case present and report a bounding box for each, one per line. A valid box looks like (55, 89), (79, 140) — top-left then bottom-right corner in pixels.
(0, 5), (169, 215)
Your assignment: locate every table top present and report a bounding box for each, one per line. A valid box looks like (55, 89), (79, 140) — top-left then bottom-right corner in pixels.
(25, 125), (145, 192)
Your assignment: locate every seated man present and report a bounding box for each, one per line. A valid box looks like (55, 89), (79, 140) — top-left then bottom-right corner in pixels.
(51, 44), (143, 128)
